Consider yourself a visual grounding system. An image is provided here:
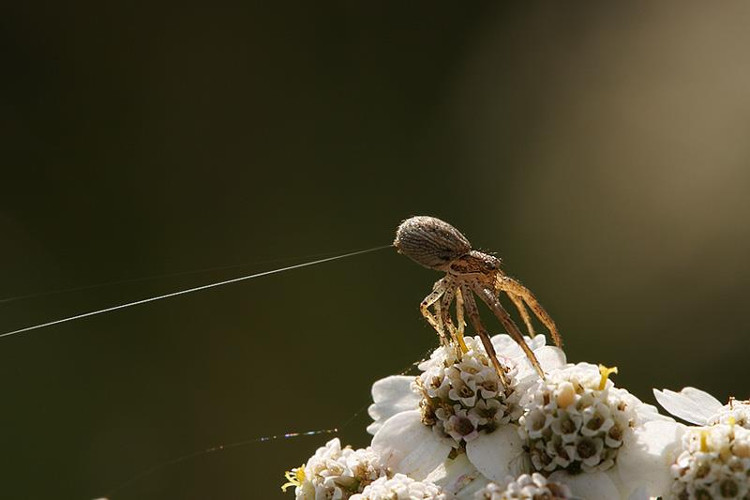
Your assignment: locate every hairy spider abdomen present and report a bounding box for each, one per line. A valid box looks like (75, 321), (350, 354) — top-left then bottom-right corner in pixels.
(394, 216), (471, 271)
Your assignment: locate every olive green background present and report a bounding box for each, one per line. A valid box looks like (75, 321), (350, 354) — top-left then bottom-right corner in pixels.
(2, 2), (750, 499)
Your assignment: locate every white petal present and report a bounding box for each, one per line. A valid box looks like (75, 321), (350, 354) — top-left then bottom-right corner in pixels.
(548, 470), (620, 499)
(426, 453), (489, 498)
(366, 375), (420, 435)
(616, 420), (685, 498)
(526, 334), (547, 350)
(627, 486), (650, 500)
(515, 346), (567, 381)
(653, 387), (722, 425)
(537, 345), (567, 370)
(371, 410), (452, 480)
(465, 425), (526, 482)
(490, 334), (524, 359)
(490, 333), (546, 358)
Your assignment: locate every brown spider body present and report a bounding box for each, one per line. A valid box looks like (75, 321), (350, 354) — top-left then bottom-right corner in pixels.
(394, 216), (562, 384)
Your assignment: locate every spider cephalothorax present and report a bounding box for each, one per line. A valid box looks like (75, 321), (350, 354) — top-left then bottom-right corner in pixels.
(394, 215), (562, 385)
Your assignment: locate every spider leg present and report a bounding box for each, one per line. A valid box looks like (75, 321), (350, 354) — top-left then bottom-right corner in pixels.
(507, 292), (536, 338)
(455, 288), (468, 351)
(474, 283), (546, 380)
(433, 292), (454, 355)
(439, 287), (468, 354)
(460, 284), (510, 388)
(496, 276), (562, 347)
(420, 277), (450, 347)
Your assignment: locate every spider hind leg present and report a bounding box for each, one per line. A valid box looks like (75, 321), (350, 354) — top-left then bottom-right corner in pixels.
(497, 276), (562, 347)
(475, 284), (546, 380)
(507, 292), (536, 338)
(460, 284), (511, 388)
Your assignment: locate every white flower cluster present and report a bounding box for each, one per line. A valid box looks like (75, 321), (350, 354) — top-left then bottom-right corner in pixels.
(518, 363), (636, 475)
(670, 424), (750, 499)
(708, 402), (750, 429)
(284, 334), (748, 499)
(475, 473), (574, 499)
(416, 336), (521, 446)
(351, 473), (451, 500)
(282, 438), (387, 499)
(652, 386), (750, 498)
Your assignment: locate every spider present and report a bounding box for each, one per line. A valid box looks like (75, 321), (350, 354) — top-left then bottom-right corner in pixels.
(394, 215), (562, 385)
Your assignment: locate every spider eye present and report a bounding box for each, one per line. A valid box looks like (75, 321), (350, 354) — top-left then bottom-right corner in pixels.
(394, 216), (471, 270)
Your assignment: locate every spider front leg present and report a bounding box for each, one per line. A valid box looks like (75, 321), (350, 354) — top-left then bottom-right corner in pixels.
(455, 288), (468, 353)
(497, 276), (562, 347)
(438, 287), (468, 355)
(460, 284), (511, 388)
(474, 283), (546, 379)
(420, 277), (450, 347)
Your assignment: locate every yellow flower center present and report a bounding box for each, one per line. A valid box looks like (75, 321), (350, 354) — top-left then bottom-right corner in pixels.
(281, 465), (306, 492)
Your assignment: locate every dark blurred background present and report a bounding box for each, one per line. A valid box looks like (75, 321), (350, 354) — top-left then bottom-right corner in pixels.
(2, 2), (750, 498)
